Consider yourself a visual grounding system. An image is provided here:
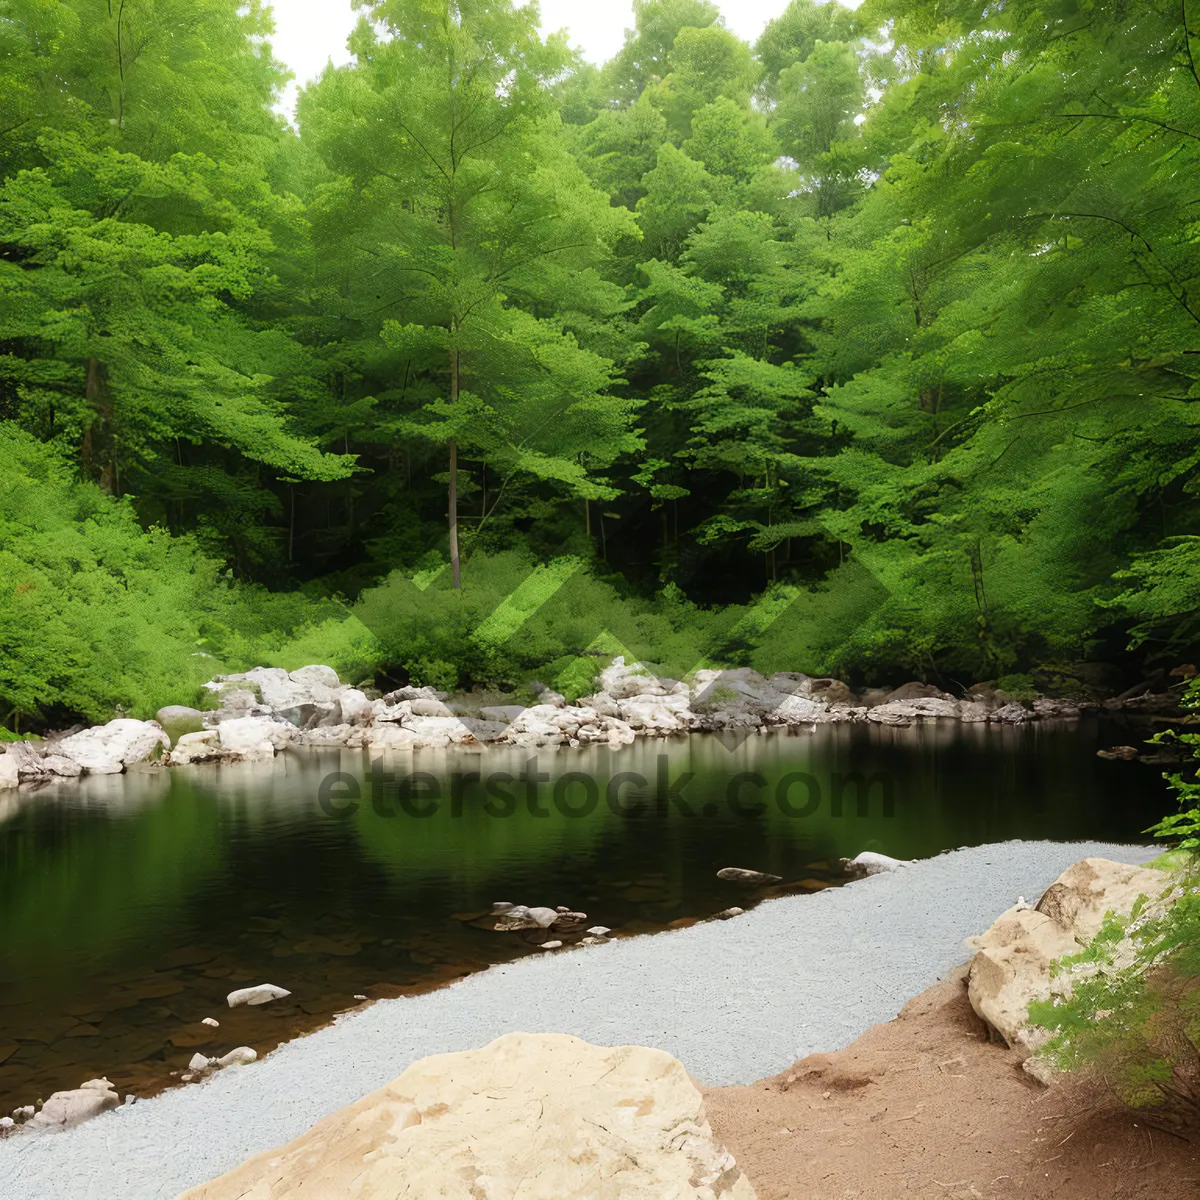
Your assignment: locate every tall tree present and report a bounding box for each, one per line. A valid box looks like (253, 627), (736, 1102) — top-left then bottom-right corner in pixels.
(299, 0), (641, 588)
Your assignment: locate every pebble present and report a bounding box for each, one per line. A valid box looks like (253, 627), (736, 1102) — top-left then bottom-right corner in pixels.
(714, 907), (745, 920)
(201, 1017), (220, 1028)
(539, 941), (563, 950)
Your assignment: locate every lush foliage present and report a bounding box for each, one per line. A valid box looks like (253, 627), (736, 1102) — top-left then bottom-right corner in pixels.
(3, 0), (1200, 724)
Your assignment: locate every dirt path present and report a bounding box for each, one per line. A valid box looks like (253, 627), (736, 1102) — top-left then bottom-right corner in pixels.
(706, 967), (1200, 1199)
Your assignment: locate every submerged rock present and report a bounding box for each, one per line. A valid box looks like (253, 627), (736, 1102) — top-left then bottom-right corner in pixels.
(717, 867), (782, 885)
(179, 1032), (756, 1200)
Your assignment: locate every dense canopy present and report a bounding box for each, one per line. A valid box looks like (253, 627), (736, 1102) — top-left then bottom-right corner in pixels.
(2, 0), (1198, 725)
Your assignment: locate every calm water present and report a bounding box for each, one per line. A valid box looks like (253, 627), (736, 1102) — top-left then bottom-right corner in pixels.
(0, 720), (1172, 1111)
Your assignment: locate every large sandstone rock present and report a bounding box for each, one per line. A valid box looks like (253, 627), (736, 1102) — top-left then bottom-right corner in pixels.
(965, 857), (1171, 1055)
(181, 1032), (756, 1200)
(54, 719), (170, 774)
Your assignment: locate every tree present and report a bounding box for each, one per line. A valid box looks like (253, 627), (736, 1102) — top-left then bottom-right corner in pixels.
(299, 0), (641, 588)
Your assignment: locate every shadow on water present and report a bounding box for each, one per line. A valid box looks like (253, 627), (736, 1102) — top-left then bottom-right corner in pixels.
(0, 718), (1173, 1111)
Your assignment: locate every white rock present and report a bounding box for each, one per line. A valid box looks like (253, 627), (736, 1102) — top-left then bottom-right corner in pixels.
(201, 1017), (220, 1028)
(54, 719), (170, 774)
(216, 717), (295, 761)
(11, 1106), (34, 1122)
(336, 688), (374, 725)
(0, 752), (19, 790)
(539, 940), (563, 950)
(585, 926), (612, 937)
(715, 907), (745, 920)
(289, 665), (341, 690)
(216, 1046), (257, 1068)
(844, 851), (907, 875)
(188, 1053), (213, 1072)
(31, 1081), (119, 1130)
(177, 1032), (757, 1200)
(226, 983), (291, 1008)
(358, 724), (417, 750)
(0, 1116), (12, 1128)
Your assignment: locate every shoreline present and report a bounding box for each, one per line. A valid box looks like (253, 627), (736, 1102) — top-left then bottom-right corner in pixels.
(1, 659), (1183, 790)
(0, 838), (1161, 1200)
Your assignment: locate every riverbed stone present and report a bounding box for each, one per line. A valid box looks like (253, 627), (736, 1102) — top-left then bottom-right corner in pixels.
(0, 751), (18, 790)
(55, 719), (170, 774)
(179, 1032), (756, 1200)
(31, 1078), (119, 1130)
(226, 983), (291, 1008)
(717, 867), (782, 885)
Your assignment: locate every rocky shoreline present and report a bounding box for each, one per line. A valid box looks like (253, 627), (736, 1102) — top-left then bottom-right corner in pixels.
(0, 658), (1182, 786)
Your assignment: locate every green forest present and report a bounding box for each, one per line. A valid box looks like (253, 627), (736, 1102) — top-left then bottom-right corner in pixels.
(3, 0), (1200, 729)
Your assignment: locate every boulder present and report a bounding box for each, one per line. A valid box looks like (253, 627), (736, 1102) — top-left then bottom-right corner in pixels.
(598, 656), (668, 700)
(178, 1032), (756, 1200)
(40, 753), (82, 778)
(216, 717), (296, 761)
(169, 730), (223, 766)
(31, 1078), (119, 1130)
(155, 706), (206, 739)
(989, 702), (1034, 724)
(227, 983), (291, 1008)
(0, 752), (18, 790)
(55, 719), (170, 774)
(867, 698), (960, 724)
(289, 665), (341, 690)
(804, 677), (855, 706)
(337, 688), (374, 725)
(716, 867), (782, 885)
(842, 851), (907, 876)
(965, 858), (1170, 1054)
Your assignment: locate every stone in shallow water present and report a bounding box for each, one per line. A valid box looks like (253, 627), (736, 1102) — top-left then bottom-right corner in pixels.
(716, 867), (782, 885)
(226, 984), (291, 1008)
(180, 1032), (757, 1199)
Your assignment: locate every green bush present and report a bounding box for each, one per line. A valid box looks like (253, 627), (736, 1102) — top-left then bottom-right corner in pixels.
(1028, 681), (1200, 1128)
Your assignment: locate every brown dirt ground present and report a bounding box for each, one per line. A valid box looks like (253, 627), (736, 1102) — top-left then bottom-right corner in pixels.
(705, 966), (1200, 1200)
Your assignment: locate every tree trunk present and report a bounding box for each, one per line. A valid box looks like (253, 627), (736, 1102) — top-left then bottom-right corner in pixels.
(81, 357), (115, 494)
(448, 345), (462, 589)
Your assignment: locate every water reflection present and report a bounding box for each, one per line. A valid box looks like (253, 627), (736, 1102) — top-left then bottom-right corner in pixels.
(0, 719), (1168, 1111)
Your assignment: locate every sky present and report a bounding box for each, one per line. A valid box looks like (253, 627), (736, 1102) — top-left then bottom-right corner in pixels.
(268, 0), (862, 116)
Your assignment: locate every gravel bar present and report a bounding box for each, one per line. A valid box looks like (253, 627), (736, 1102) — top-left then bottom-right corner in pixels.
(2, 839), (1160, 1199)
